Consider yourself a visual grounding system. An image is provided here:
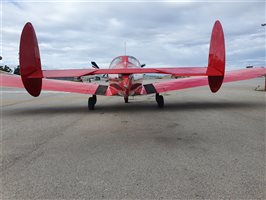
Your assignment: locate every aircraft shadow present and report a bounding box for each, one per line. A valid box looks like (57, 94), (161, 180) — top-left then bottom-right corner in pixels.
(99, 101), (264, 113)
(3, 101), (264, 116)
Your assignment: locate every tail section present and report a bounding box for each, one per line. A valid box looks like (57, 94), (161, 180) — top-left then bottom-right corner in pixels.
(207, 20), (225, 93)
(19, 22), (43, 97)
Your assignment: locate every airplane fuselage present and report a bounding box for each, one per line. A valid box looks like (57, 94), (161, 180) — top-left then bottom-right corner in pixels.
(108, 56), (144, 98)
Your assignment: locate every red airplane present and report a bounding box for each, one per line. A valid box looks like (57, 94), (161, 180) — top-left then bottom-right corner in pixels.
(1, 20), (265, 110)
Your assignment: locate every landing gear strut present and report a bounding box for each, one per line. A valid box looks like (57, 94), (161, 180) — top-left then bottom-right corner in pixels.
(156, 93), (164, 108)
(124, 97), (129, 103)
(88, 95), (97, 110)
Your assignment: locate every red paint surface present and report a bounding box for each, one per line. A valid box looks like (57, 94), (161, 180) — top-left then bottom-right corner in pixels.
(146, 67), (265, 94)
(19, 22), (43, 96)
(207, 20), (225, 93)
(39, 67), (207, 78)
(1, 68), (264, 96)
(0, 73), (100, 95)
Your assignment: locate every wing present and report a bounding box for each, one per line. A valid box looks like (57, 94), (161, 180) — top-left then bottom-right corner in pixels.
(0, 73), (116, 96)
(141, 67), (266, 94)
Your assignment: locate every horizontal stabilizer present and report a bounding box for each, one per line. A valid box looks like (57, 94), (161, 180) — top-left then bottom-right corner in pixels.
(30, 67), (208, 78)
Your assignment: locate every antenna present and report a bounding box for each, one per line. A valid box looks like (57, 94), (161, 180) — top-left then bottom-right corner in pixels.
(124, 41), (126, 56)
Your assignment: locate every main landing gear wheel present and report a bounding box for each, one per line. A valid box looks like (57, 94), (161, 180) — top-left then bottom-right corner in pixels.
(88, 95), (97, 110)
(124, 97), (129, 103)
(156, 93), (164, 108)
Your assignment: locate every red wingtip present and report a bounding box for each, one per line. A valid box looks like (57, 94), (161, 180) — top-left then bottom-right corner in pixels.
(19, 22), (43, 97)
(207, 20), (225, 93)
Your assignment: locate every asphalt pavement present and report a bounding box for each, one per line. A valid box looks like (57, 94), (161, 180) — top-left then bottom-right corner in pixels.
(1, 78), (265, 199)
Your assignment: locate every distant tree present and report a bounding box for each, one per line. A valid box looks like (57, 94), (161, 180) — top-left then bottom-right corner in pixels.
(14, 65), (20, 75)
(0, 65), (13, 73)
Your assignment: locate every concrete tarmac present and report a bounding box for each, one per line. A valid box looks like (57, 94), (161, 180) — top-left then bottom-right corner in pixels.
(1, 78), (265, 199)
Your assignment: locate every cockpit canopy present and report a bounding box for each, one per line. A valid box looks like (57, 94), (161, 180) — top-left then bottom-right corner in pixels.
(109, 56), (141, 68)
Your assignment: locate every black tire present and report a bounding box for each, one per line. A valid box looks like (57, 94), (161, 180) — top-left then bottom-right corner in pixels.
(93, 95), (97, 104)
(156, 93), (160, 102)
(88, 97), (95, 110)
(156, 94), (164, 108)
(124, 97), (129, 103)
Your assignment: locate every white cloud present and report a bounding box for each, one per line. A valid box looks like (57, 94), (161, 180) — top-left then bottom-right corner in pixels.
(2, 1), (265, 71)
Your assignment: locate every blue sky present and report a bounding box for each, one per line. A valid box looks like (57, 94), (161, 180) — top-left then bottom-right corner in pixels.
(1, 0), (265, 70)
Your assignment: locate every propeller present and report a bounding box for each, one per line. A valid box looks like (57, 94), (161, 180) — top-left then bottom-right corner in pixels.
(91, 61), (108, 79)
(91, 61), (100, 69)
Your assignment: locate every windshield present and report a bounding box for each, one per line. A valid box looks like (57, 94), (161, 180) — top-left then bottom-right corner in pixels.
(109, 57), (122, 68)
(128, 56), (141, 67)
(109, 56), (141, 68)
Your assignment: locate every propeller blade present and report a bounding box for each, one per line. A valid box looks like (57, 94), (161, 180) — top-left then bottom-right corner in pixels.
(91, 61), (100, 69)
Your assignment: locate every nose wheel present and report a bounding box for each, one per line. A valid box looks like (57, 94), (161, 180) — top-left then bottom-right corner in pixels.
(88, 95), (97, 110)
(124, 97), (129, 103)
(156, 93), (164, 108)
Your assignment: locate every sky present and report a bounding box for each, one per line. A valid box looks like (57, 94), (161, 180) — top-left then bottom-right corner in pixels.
(1, 0), (265, 71)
